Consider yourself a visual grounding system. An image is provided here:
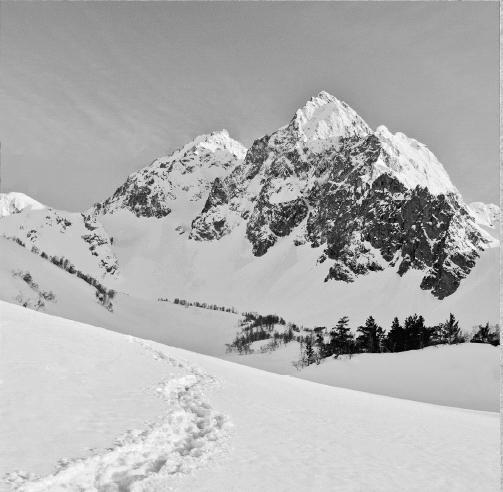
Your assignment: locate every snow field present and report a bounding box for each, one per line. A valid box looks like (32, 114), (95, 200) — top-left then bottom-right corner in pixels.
(1, 303), (230, 491)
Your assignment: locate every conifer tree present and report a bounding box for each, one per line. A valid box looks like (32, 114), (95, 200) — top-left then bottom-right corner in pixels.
(304, 337), (316, 366)
(439, 313), (463, 345)
(329, 316), (353, 357)
(386, 317), (404, 352)
(471, 322), (500, 346)
(356, 316), (384, 353)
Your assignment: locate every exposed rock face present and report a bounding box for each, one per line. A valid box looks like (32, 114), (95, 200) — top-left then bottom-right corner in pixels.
(94, 130), (246, 218)
(190, 92), (492, 299)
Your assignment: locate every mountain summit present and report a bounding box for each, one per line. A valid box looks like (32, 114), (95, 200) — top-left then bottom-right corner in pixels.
(189, 91), (493, 299)
(94, 130), (246, 217)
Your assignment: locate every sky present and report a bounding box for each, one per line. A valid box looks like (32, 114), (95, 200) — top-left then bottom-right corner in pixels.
(0, 2), (499, 211)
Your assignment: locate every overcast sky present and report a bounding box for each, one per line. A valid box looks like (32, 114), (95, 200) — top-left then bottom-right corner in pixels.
(0, 2), (498, 210)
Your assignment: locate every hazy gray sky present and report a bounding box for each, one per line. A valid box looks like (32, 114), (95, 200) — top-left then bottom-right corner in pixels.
(0, 2), (498, 210)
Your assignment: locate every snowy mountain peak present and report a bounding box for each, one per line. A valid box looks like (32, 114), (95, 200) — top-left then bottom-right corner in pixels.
(0, 192), (45, 217)
(152, 129), (247, 169)
(94, 130), (247, 218)
(374, 125), (459, 196)
(288, 91), (371, 143)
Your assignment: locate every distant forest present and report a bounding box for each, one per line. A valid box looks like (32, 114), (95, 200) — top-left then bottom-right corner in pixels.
(160, 297), (499, 368)
(224, 310), (499, 369)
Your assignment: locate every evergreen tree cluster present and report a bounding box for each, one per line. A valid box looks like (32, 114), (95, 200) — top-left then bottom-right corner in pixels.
(297, 313), (499, 368)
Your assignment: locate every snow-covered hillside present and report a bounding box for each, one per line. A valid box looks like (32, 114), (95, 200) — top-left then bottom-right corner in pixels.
(1, 303), (498, 491)
(94, 208), (499, 328)
(0, 209), (118, 281)
(296, 343), (499, 411)
(0, 193), (45, 217)
(1, 238), (497, 413)
(469, 202), (500, 241)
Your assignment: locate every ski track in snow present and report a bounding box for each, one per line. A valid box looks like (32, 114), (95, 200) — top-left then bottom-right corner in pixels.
(3, 338), (230, 492)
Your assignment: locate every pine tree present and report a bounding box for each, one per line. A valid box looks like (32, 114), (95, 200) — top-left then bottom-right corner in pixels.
(356, 316), (383, 353)
(439, 313), (463, 345)
(471, 323), (500, 346)
(386, 317), (404, 352)
(304, 337), (316, 366)
(315, 332), (328, 359)
(329, 316), (353, 357)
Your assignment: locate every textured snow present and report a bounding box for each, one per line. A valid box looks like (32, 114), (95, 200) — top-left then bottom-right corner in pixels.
(374, 125), (459, 196)
(291, 91), (371, 142)
(0, 193), (45, 217)
(1, 302), (229, 491)
(468, 202), (500, 229)
(1, 302), (498, 491)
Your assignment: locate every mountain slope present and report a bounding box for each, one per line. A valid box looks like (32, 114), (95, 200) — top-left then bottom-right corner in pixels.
(1, 302), (498, 491)
(0, 208), (118, 282)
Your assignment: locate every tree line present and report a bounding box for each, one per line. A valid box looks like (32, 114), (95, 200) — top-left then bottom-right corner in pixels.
(298, 314), (500, 368)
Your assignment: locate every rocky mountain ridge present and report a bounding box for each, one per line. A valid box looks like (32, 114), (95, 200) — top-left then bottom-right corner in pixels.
(2, 91), (497, 303)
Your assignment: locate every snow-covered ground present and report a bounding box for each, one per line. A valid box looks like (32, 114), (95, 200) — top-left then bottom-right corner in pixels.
(0, 302), (229, 491)
(225, 340), (499, 411)
(0, 302), (499, 491)
(296, 344), (499, 411)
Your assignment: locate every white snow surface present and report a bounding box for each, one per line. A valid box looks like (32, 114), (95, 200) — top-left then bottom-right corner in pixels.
(374, 125), (459, 196)
(297, 343), (499, 411)
(0, 302), (499, 491)
(468, 202), (500, 229)
(0, 193), (45, 217)
(1, 302), (229, 491)
(290, 90), (371, 142)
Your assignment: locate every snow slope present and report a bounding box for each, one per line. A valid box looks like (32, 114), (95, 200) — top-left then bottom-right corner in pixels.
(296, 344), (499, 411)
(225, 341), (499, 411)
(0, 302), (229, 491)
(0, 193), (45, 217)
(96, 209), (499, 329)
(1, 303), (498, 491)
